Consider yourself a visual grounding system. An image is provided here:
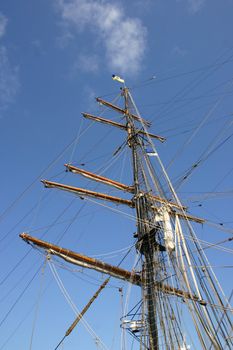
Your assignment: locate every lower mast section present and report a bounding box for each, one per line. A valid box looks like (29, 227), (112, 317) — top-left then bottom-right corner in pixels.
(124, 87), (159, 349)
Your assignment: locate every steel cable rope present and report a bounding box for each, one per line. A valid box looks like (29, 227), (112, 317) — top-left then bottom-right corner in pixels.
(0, 185), (76, 288)
(158, 110), (233, 137)
(122, 253), (142, 330)
(181, 221), (233, 334)
(173, 189), (233, 205)
(51, 258), (122, 289)
(50, 238), (135, 289)
(26, 209), (101, 235)
(195, 204), (231, 226)
(188, 120), (233, 168)
(48, 261), (110, 350)
(126, 89), (233, 333)
(29, 258), (47, 350)
(21, 87), (226, 348)
(184, 189), (233, 203)
(27, 134), (127, 258)
(212, 166), (233, 191)
(0, 94), (133, 346)
(170, 232), (214, 345)
(165, 91), (228, 173)
(169, 112), (233, 189)
(69, 93), (122, 165)
(216, 289), (233, 350)
(0, 171), (67, 272)
(51, 240), (136, 350)
(53, 142), (128, 246)
(163, 117), (232, 140)
(173, 222), (226, 347)
(83, 195), (233, 253)
(191, 265), (233, 270)
(0, 116), (99, 230)
(2, 105), (121, 253)
(137, 86), (233, 131)
(151, 96), (231, 138)
(144, 79), (233, 127)
(129, 56), (233, 92)
(30, 243), (123, 290)
(0, 170), (68, 255)
(113, 87), (233, 336)
(76, 125), (119, 167)
(0, 196), (48, 246)
(85, 170), (233, 340)
(137, 80), (233, 111)
(0, 277), (54, 350)
(156, 106), (233, 139)
(184, 156), (233, 222)
(0, 256), (40, 304)
(175, 127), (233, 191)
(119, 144), (128, 184)
(68, 116), (84, 165)
(0, 249), (31, 286)
(27, 148), (136, 278)
(81, 194), (233, 342)
(97, 56), (233, 99)
(0, 263), (42, 330)
(148, 48), (233, 121)
(205, 221), (233, 235)
(192, 236), (233, 255)
(159, 224), (189, 344)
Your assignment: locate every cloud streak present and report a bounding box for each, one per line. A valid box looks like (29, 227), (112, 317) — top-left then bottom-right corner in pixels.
(0, 13), (19, 113)
(55, 0), (147, 76)
(0, 13), (7, 38)
(188, 0), (206, 13)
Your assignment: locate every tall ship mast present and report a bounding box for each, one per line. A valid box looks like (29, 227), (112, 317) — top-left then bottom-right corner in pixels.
(20, 77), (232, 350)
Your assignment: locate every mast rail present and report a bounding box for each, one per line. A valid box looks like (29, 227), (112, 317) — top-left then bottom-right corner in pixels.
(82, 112), (166, 142)
(42, 177), (190, 215)
(96, 97), (151, 127)
(20, 233), (207, 306)
(65, 164), (135, 193)
(41, 180), (134, 207)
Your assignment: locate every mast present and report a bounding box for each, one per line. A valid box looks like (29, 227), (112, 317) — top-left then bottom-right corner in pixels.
(123, 87), (159, 349)
(19, 79), (233, 350)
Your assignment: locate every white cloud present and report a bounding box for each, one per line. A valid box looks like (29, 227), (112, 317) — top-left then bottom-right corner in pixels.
(187, 0), (206, 13)
(178, 0), (206, 14)
(0, 13), (19, 113)
(172, 45), (188, 57)
(55, 0), (147, 76)
(0, 47), (19, 111)
(0, 13), (8, 38)
(76, 54), (99, 73)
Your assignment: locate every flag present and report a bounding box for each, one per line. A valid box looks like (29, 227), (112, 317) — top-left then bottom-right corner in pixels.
(146, 148), (158, 156)
(112, 74), (125, 84)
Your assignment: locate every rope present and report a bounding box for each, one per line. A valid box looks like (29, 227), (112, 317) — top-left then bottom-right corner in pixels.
(48, 261), (110, 350)
(29, 257), (47, 350)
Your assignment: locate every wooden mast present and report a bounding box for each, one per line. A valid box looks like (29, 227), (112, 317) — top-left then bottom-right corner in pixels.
(122, 87), (159, 350)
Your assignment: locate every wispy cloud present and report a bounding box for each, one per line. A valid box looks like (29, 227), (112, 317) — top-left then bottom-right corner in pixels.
(55, 0), (147, 76)
(188, 0), (206, 13)
(179, 0), (206, 14)
(0, 47), (19, 110)
(75, 54), (99, 73)
(172, 45), (188, 57)
(0, 13), (8, 38)
(0, 13), (19, 113)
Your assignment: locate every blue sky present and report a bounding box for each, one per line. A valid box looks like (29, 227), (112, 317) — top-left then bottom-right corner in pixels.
(0, 1), (233, 349)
